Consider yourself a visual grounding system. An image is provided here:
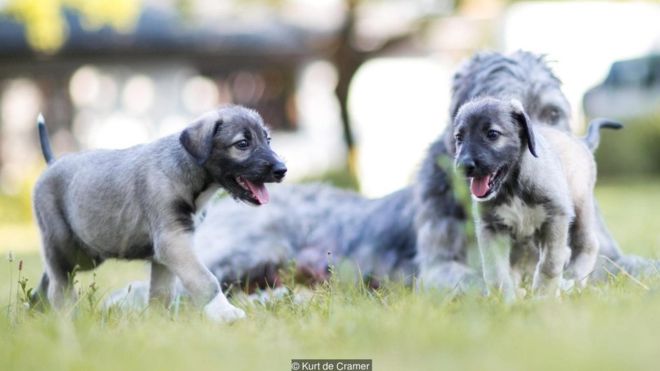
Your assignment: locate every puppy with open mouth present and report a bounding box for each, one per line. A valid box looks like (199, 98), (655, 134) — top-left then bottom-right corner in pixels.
(32, 105), (286, 321)
(449, 97), (613, 298)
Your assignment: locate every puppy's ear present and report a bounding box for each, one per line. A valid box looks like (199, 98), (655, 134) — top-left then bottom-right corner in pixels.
(510, 99), (538, 158)
(180, 117), (222, 165)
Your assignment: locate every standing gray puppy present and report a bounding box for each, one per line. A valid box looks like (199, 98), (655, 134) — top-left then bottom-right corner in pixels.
(32, 106), (286, 321)
(451, 97), (606, 298)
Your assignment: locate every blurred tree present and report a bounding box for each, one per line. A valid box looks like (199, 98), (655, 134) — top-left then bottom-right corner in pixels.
(330, 0), (449, 178)
(2, 0), (140, 53)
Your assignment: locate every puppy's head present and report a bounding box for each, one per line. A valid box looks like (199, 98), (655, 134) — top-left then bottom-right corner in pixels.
(180, 106), (287, 205)
(450, 97), (537, 202)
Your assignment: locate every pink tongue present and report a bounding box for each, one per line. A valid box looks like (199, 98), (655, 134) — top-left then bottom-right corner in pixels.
(470, 175), (491, 198)
(245, 180), (270, 205)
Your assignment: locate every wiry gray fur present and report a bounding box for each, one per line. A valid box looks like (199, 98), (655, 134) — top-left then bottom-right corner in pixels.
(33, 105), (286, 321)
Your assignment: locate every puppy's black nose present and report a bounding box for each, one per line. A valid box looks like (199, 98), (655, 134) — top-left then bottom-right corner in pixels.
(457, 158), (477, 177)
(272, 162), (287, 180)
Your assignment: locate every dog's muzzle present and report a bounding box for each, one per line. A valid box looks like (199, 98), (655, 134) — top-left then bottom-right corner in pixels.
(456, 155), (504, 201)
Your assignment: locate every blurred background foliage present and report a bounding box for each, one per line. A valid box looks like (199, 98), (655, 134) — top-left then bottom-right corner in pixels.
(596, 112), (660, 178)
(0, 184), (31, 224)
(4, 0), (140, 53)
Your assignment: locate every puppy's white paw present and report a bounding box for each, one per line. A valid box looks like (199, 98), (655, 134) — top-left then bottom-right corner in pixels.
(205, 304), (246, 323)
(204, 295), (246, 323)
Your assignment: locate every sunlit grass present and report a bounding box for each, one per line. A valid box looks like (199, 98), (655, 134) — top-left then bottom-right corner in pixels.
(1, 178), (659, 371)
(596, 177), (660, 257)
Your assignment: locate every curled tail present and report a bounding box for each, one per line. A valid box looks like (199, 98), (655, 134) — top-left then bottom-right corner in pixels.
(37, 113), (55, 164)
(584, 118), (623, 152)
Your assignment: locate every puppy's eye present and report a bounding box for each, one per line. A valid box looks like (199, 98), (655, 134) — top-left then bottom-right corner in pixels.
(234, 140), (249, 150)
(454, 133), (463, 143)
(486, 130), (500, 140)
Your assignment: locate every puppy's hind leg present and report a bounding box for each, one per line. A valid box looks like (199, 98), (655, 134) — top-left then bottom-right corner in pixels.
(155, 231), (245, 322)
(33, 182), (82, 310)
(41, 239), (77, 310)
(34, 217), (78, 309)
(29, 273), (50, 310)
(566, 200), (600, 288)
(533, 216), (572, 297)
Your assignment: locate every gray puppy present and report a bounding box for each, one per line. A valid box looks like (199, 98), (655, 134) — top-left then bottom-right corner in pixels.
(32, 106), (286, 321)
(451, 97), (608, 298)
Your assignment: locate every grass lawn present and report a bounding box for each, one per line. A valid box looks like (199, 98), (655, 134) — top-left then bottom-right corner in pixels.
(1, 178), (660, 371)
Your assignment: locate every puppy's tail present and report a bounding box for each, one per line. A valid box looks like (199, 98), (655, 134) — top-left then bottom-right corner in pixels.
(583, 118), (623, 152)
(37, 113), (55, 164)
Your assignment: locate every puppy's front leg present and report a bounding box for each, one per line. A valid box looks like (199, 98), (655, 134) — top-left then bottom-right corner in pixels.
(509, 239), (539, 297)
(154, 231), (245, 322)
(533, 216), (571, 297)
(476, 223), (515, 302)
